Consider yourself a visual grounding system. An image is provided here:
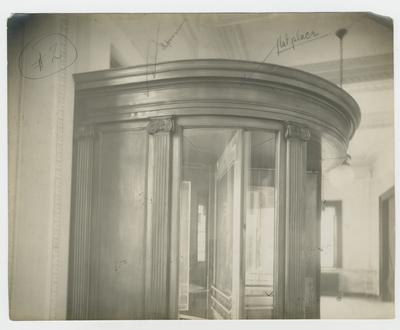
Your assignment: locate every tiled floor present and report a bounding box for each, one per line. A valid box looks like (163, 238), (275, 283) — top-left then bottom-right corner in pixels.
(320, 296), (395, 319)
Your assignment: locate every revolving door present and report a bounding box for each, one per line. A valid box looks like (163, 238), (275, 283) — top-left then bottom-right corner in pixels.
(68, 60), (360, 320)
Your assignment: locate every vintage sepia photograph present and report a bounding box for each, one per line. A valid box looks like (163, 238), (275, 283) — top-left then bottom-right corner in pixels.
(6, 9), (396, 323)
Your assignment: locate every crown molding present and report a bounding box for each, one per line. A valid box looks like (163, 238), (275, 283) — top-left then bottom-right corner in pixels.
(294, 53), (393, 86)
(74, 59), (361, 168)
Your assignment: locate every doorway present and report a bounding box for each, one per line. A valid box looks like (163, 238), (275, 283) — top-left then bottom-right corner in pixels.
(177, 128), (277, 319)
(379, 186), (395, 302)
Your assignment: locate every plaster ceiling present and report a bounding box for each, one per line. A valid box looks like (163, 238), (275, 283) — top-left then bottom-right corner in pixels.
(109, 13), (392, 67)
(106, 13), (394, 169)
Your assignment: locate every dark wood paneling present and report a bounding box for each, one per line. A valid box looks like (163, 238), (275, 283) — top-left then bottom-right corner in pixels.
(95, 127), (148, 319)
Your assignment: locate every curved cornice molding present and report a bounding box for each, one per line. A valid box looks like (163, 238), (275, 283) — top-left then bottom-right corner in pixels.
(74, 59), (361, 168)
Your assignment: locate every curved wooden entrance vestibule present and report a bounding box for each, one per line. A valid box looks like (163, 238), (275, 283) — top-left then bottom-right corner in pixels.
(68, 60), (360, 320)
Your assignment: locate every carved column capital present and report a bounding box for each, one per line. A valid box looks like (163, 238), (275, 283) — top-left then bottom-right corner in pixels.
(75, 125), (95, 140)
(147, 117), (174, 135)
(285, 123), (311, 141)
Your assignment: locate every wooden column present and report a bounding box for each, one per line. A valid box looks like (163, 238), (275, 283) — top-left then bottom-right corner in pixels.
(67, 125), (95, 320)
(284, 123), (311, 319)
(273, 130), (287, 319)
(168, 126), (182, 319)
(304, 140), (322, 319)
(145, 118), (174, 319)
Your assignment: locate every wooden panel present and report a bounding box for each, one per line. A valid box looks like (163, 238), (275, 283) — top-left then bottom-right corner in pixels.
(95, 127), (148, 319)
(304, 172), (321, 319)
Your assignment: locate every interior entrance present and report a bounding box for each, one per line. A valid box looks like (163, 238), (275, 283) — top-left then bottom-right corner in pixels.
(178, 128), (276, 319)
(68, 59), (359, 320)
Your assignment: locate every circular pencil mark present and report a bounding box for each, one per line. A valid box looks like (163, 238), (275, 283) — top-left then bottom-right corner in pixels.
(18, 33), (78, 79)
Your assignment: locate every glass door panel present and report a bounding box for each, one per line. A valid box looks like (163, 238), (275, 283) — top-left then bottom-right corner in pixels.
(244, 131), (276, 319)
(178, 127), (277, 320)
(213, 130), (242, 319)
(178, 128), (241, 319)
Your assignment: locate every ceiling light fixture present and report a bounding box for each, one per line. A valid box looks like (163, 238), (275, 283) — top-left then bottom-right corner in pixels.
(335, 28), (348, 88)
(328, 154), (355, 188)
(327, 28), (355, 189)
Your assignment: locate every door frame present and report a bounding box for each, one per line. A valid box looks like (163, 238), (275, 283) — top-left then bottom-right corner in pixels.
(172, 115), (284, 319)
(212, 129), (243, 319)
(379, 185), (395, 301)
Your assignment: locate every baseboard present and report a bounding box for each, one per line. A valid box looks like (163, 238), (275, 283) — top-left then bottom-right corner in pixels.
(340, 292), (380, 299)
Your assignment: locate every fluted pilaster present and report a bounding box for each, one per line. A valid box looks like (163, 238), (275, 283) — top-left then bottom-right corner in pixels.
(284, 123), (310, 319)
(273, 131), (286, 319)
(145, 118), (174, 319)
(68, 125), (95, 319)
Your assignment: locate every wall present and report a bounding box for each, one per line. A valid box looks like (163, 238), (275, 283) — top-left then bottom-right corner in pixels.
(322, 120), (394, 297)
(369, 127), (395, 293)
(8, 14), (142, 320)
(323, 166), (376, 295)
